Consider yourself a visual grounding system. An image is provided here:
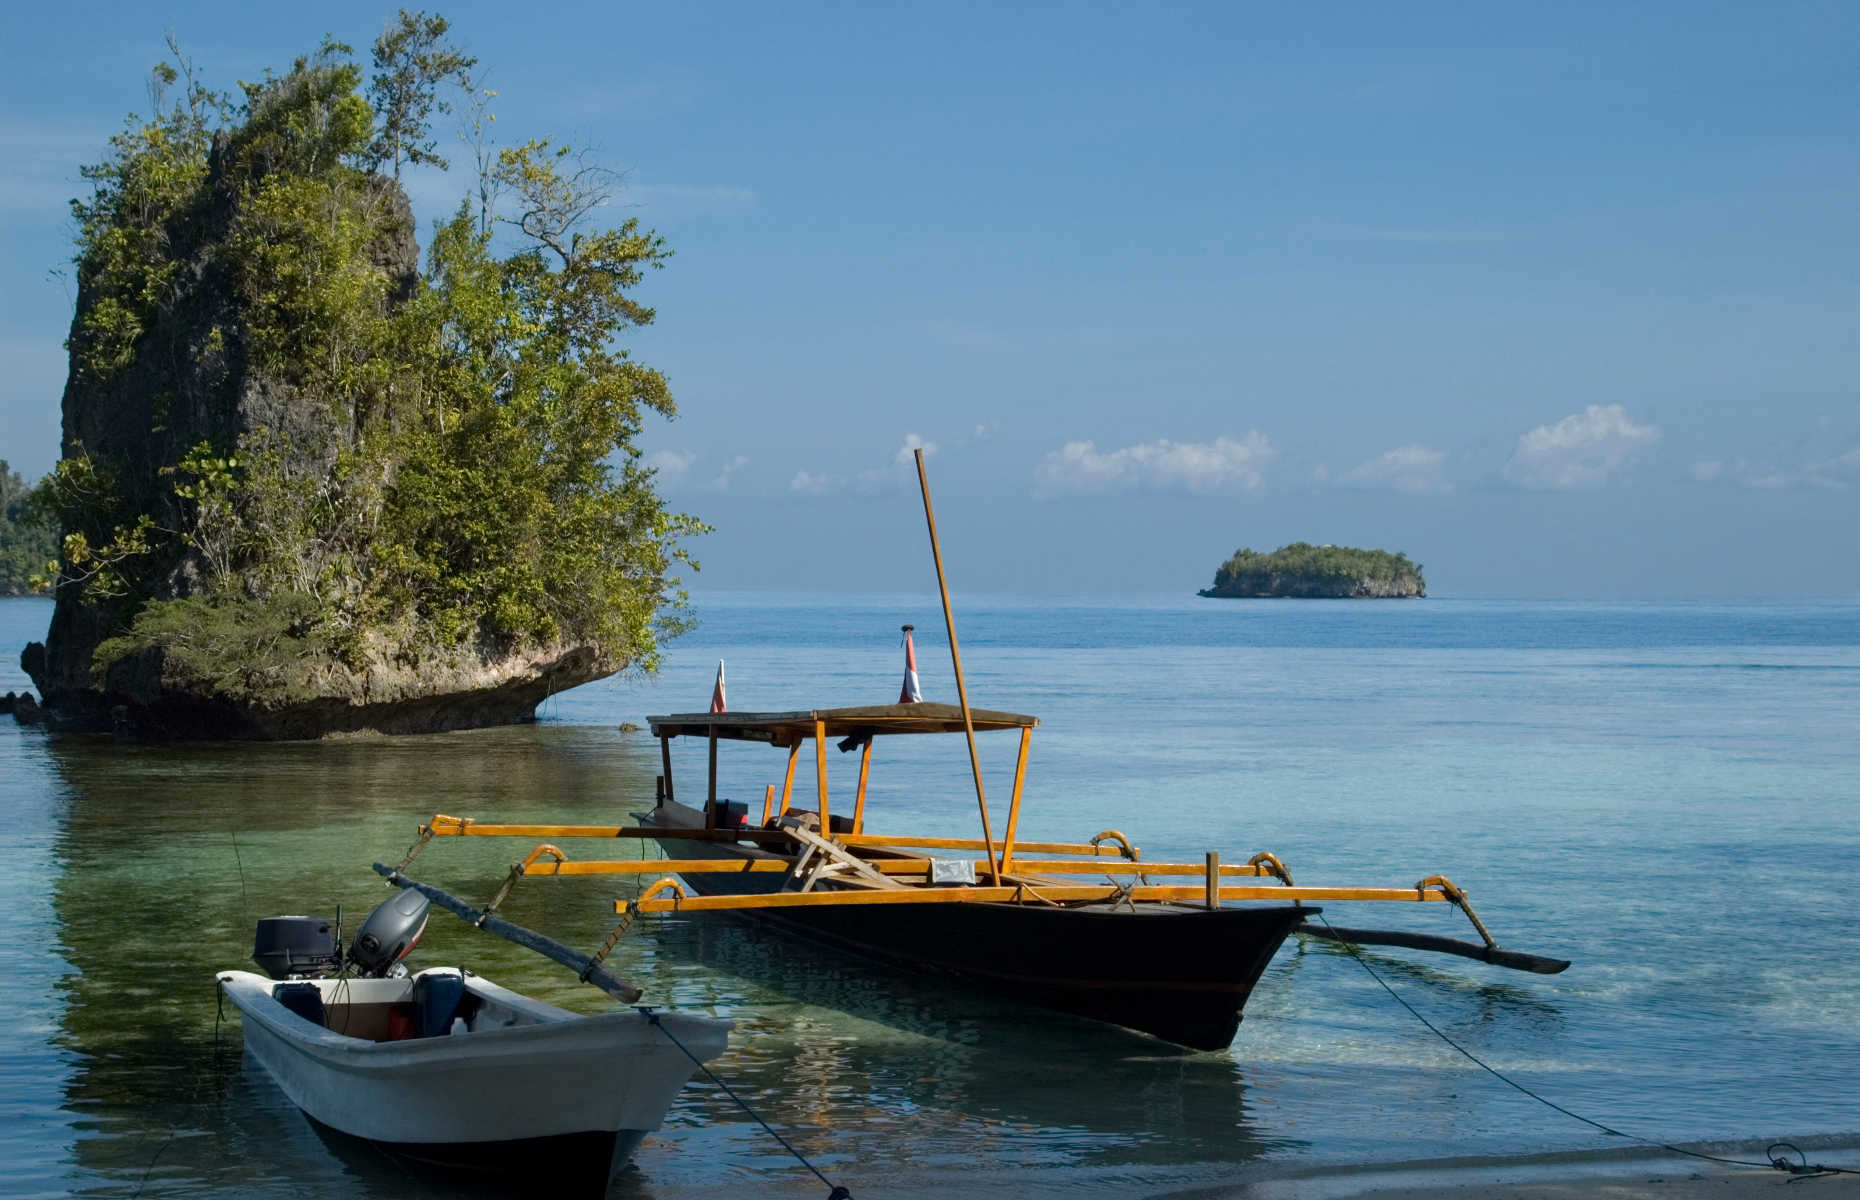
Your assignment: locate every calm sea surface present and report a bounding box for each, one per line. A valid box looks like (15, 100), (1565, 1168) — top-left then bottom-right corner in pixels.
(1, 593), (1856, 1198)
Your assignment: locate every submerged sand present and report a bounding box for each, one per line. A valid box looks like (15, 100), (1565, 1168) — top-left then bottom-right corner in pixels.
(1180, 1136), (1860, 1199)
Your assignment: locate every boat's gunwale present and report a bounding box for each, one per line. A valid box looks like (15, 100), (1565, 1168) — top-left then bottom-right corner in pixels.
(217, 968), (728, 1064)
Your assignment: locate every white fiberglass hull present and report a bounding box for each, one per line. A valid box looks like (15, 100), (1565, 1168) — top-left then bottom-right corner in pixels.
(218, 968), (728, 1180)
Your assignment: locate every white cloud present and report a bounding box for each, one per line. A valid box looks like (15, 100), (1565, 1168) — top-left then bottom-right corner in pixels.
(644, 449), (698, 485)
(1502, 405), (1659, 490)
(1034, 433), (1275, 497)
(895, 434), (936, 464)
(1693, 445), (1860, 491)
(706, 455), (749, 491)
(1339, 444), (1451, 493)
(1811, 446), (1860, 488)
(792, 435), (940, 496)
(856, 433), (938, 491)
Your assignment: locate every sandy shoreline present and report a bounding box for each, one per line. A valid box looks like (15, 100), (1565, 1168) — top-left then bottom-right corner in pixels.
(1168, 1135), (1860, 1199)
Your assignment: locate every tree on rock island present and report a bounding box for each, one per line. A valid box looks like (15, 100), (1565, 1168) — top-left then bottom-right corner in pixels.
(25, 14), (705, 737)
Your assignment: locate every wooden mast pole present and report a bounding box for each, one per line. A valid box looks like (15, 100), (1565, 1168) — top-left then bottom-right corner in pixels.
(913, 447), (1002, 883)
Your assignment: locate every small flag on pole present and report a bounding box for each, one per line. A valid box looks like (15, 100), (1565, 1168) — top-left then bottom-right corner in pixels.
(709, 660), (727, 713)
(899, 625), (923, 703)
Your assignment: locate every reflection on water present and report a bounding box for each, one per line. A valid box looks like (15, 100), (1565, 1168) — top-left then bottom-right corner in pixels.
(37, 726), (1284, 1199)
(9, 593), (1860, 1198)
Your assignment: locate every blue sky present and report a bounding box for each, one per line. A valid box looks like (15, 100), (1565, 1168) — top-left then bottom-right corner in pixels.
(2, 2), (1856, 598)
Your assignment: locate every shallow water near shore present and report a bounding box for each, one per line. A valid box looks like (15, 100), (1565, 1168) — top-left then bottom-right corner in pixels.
(2, 592), (1857, 1198)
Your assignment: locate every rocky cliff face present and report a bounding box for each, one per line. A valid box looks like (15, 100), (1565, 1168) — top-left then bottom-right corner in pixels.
(21, 134), (613, 738)
(85, 639), (603, 739)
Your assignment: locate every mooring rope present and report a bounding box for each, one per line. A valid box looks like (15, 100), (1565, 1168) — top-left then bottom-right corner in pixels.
(640, 1008), (853, 1199)
(1314, 913), (1858, 1180)
(131, 984), (237, 1199)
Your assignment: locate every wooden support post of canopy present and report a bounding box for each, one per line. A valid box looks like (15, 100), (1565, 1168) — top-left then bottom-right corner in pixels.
(779, 741), (799, 816)
(761, 784), (775, 825)
(659, 736), (675, 805)
(706, 724), (718, 827)
(914, 447), (1002, 884)
(815, 719), (830, 832)
(1206, 851), (1220, 910)
(1001, 725), (1032, 872)
(853, 738), (874, 834)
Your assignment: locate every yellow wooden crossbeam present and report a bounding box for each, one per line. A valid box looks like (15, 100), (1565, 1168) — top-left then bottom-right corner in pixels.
(511, 858), (1293, 881)
(522, 859), (793, 876)
(997, 860), (1286, 878)
(424, 815), (790, 843)
(836, 832), (1138, 856)
(423, 814), (1146, 858)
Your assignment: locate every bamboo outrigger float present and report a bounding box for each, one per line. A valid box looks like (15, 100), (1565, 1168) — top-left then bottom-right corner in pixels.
(383, 451), (1567, 1050)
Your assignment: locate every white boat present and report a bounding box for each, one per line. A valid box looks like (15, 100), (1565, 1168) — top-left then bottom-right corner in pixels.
(218, 967), (729, 1187)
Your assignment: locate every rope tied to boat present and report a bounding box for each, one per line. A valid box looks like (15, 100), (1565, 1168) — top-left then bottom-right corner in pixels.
(1415, 873), (1499, 949)
(1246, 851), (1294, 886)
(1089, 829), (1139, 860)
(1767, 1142), (1860, 1179)
(1316, 912), (1860, 1181)
(639, 1007), (855, 1198)
(393, 823), (436, 875)
(1010, 880), (1064, 907)
(583, 880), (687, 979)
(476, 843), (566, 926)
(1106, 877), (1140, 911)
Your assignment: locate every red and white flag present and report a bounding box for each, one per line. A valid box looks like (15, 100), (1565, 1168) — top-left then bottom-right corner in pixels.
(899, 626), (923, 703)
(709, 660), (727, 713)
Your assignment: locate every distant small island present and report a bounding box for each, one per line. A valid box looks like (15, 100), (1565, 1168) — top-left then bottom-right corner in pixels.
(1199, 542), (1426, 599)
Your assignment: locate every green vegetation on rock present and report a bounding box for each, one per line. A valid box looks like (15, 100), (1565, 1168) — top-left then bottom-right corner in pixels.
(1200, 542), (1426, 599)
(28, 14), (704, 733)
(0, 463), (56, 596)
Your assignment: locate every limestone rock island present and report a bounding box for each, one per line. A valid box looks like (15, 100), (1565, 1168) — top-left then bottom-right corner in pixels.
(1199, 543), (1426, 599)
(21, 23), (700, 738)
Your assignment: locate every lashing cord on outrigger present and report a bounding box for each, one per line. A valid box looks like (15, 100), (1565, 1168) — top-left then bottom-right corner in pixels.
(639, 1007), (853, 1199)
(1315, 913), (1858, 1181)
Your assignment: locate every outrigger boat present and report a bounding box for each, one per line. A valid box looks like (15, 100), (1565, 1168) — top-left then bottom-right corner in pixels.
(383, 450), (1567, 1052)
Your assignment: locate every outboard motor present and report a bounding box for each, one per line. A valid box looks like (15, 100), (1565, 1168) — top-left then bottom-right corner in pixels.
(348, 887), (431, 978)
(253, 916), (340, 980)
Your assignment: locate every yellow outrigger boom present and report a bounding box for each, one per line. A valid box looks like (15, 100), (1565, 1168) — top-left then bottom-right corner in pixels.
(393, 798), (1566, 977)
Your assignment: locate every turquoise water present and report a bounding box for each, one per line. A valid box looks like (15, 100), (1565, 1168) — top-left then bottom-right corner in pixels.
(1, 592), (1856, 1197)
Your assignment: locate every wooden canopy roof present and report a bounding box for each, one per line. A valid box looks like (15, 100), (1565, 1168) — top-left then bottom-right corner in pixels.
(649, 703), (1039, 743)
